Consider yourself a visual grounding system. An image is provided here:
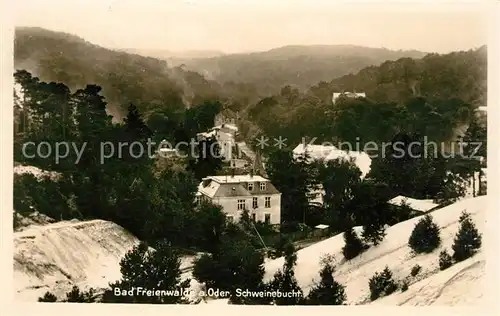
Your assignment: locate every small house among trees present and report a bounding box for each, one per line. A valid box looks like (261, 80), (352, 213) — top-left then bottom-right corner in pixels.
(387, 195), (439, 224)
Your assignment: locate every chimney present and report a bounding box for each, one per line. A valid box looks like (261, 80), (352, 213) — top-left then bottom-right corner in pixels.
(250, 168), (254, 178)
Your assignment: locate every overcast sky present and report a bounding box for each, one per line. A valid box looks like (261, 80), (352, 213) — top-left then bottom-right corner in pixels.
(14, 0), (489, 54)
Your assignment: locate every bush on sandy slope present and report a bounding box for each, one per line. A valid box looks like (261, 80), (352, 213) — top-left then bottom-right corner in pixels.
(410, 264), (422, 277)
(368, 266), (399, 301)
(401, 279), (409, 292)
(65, 286), (96, 303)
(38, 286), (96, 303)
(452, 210), (482, 262)
(439, 249), (453, 270)
(408, 215), (441, 254)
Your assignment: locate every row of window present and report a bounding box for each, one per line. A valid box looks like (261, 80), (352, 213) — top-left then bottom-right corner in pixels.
(237, 197), (271, 210)
(247, 182), (267, 192)
(227, 213), (271, 224)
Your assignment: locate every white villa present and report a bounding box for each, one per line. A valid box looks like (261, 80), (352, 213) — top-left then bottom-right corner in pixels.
(196, 123), (239, 162)
(332, 92), (366, 104)
(292, 143), (372, 206)
(196, 174), (281, 225)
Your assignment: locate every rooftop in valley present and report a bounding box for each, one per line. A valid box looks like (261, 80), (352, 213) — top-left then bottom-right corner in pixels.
(203, 174), (269, 184)
(388, 195), (439, 213)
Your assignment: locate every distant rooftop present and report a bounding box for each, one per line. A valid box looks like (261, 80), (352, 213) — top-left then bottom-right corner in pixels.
(203, 174), (269, 184)
(212, 123), (238, 132)
(292, 143), (372, 178)
(388, 195), (439, 213)
(332, 92), (366, 104)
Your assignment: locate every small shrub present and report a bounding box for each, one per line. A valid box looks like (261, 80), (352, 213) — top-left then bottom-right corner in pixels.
(410, 264), (421, 277)
(38, 291), (57, 302)
(451, 211), (482, 262)
(64, 285), (96, 303)
(408, 215), (441, 254)
(439, 249), (453, 270)
(368, 266), (399, 301)
(342, 227), (369, 260)
(401, 279), (409, 292)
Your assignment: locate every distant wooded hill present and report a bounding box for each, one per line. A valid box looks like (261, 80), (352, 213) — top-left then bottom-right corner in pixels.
(171, 45), (428, 95)
(119, 48), (226, 60)
(238, 46), (487, 147)
(315, 46), (487, 107)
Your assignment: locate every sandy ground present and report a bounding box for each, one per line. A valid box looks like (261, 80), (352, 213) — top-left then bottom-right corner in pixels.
(204, 195), (487, 305)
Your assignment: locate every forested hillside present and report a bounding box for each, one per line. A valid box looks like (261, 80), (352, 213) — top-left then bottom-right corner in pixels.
(324, 46), (487, 106)
(178, 45), (427, 96)
(14, 27), (223, 121)
(241, 46), (487, 147)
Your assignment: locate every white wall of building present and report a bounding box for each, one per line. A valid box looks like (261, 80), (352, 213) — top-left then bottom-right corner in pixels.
(211, 194), (281, 225)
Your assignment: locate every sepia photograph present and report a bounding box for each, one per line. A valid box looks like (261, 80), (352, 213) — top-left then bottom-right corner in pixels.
(6, 0), (495, 308)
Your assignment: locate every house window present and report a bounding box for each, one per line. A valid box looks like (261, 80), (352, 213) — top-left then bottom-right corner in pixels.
(252, 213), (256, 222)
(264, 213), (271, 224)
(237, 199), (246, 210)
(252, 197), (258, 209)
(260, 182), (267, 191)
(265, 197), (271, 208)
(248, 183), (254, 191)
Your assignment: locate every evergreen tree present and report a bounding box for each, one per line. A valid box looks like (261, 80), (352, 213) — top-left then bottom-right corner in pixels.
(187, 136), (223, 181)
(267, 242), (304, 305)
(192, 236), (266, 304)
(453, 117), (486, 197)
(102, 241), (190, 304)
(362, 222), (387, 246)
(306, 256), (346, 305)
(451, 211), (482, 262)
(408, 215), (441, 254)
(38, 291), (58, 302)
(342, 227), (369, 260)
(124, 103), (153, 141)
(319, 158), (362, 231)
(266, 149), (316, 224)
(347, 180), (390, 246)
(191, 201), (227, 253)
(368, 131), (455, 200)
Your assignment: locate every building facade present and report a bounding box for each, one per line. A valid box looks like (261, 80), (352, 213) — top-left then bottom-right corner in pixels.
(196, 174), (281, 225)
(196, 123), (239, 162)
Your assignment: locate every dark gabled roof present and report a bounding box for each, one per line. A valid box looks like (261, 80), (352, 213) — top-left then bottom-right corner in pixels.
(213, 183), (253, 197)
(247, 181), (280, 195)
